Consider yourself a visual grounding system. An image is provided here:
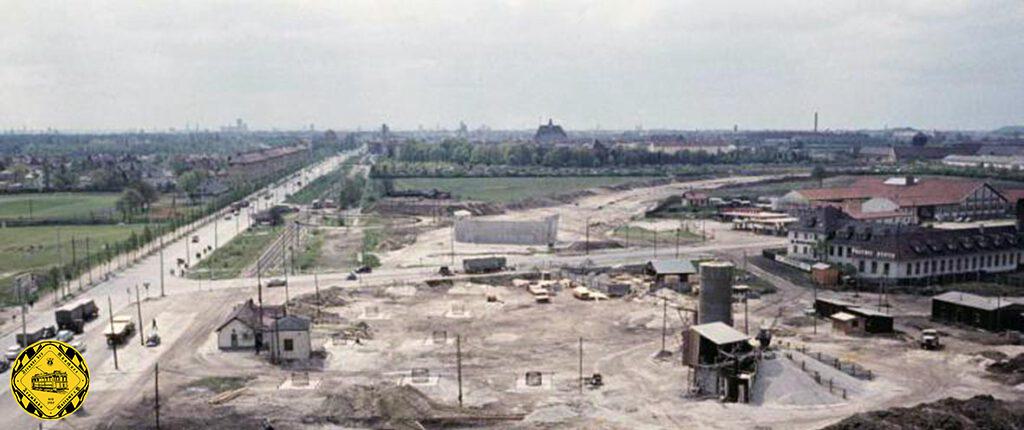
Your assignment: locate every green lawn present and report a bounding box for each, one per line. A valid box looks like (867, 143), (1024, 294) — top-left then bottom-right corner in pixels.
(709, 176), (855, 198)
(0, 224), (151, 302)
(0, 192), (121, 221)
(189, 226), (281, 279)
(611, 225), (702, 244)
(393, 176), (657, 203)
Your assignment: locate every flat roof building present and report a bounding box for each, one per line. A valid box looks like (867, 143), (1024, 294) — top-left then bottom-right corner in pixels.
(931, 291), (1024, 332)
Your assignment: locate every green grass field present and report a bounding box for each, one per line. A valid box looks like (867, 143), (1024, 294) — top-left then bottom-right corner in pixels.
(393, 176), (657, 203)
(0, 224), (151, 302)
(709, 176), (856, 198)
(0, 192), (121, 220)
(611, 225), (702, 245)
(189, 226), (281, 279)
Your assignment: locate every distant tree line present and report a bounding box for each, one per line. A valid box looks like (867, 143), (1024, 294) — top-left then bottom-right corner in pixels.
(379, 139), (807, 169)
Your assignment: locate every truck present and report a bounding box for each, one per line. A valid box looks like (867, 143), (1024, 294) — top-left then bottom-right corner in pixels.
(17, 326), (55, 347)
(920, 329), (942, 350)
(104, 316), (135, 346)
(528, 284), (551, 303)
(55, 299), (99, 334)
(462, 257), (507, 274)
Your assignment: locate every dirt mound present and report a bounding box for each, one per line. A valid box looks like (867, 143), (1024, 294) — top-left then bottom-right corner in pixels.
(319, 384), (522, 428)
(987, 353), (1024, 386)
(822, 395), (1024, 430)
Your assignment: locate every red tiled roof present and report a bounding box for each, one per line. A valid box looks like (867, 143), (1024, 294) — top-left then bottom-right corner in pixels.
(797, 177), (995, 208)
(230, 144), (306, 165)
(999, 188), (1024, 205)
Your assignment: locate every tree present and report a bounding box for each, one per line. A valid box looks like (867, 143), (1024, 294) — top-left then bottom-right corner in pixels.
(116, 188), (146, 220)
(132, 180), (160, 210)
(811, 165), (827, 187)
(177, 170), (207, 202)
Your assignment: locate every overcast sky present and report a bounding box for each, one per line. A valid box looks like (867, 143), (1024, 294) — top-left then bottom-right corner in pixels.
(1, 0), (1022, 132)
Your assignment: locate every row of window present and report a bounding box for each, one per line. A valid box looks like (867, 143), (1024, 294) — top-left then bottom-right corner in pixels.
(853, 251), (1021, 277)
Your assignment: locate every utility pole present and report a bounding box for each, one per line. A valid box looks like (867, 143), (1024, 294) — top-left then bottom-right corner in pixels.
(214, 216), (219, 249)
(108, 296), (119, 370)
(585, 217), (590, 256)
(159, 236), (165, 297)
(19, 283), (27, 349)
(744, 295), (749, 335)
(675, 228), (680, 258)
(314, 268), (321, 319)
(456, 334), (463, 407)
(57, 229), (65, 300)
(653, 229), (658, 259)
(72, 236), (81, 291)
(578, 337), (584, 394)
(661, 298), (668, 353)
(813, 280), (818, 335)
(154, 363), (161, 430)
(136, 285), (145, 346)
(185, 231), (191, 267)
(450, 222), (456, 266)
(85, 237), (93, 286)
(256, 258), (263, 356)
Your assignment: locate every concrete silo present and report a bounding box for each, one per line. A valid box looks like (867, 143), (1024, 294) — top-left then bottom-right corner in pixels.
(698, 261), (734, 326)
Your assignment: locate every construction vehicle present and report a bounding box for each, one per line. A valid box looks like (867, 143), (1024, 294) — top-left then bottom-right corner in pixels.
(463, 257), (506, 274)
(585, 373), (604, 388)
(920, 329), (942, 350)
(104, 316), (135, 346)
(572, 286), (592, 300)
(528, 284), (551, 303)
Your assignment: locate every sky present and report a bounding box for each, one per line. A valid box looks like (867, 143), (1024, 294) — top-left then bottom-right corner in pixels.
(1, 0), (1022, 132)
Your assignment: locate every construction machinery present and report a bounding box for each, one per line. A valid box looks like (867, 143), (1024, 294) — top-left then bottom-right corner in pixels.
(920, 329), (942, 350)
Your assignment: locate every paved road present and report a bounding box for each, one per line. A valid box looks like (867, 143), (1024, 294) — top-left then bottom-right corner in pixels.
(0, 151), (354, 428)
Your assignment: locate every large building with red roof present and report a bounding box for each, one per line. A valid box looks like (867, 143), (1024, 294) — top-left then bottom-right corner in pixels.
(226, 143), (310, 184)
(778, 176), (1009, 224)
(788, 206), (1023, 283)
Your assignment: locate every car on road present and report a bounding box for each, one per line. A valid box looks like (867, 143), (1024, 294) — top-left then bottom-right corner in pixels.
(346, 272), (358, 281)
(355, 265), (373, 274)
(55, 330), (74, 343)
(5, 345), (22, 361)
(192, 235), (200, 243)
(266, 278), (287, 287)
(146, 333), (161, 347)
(70, 340), (86, 354)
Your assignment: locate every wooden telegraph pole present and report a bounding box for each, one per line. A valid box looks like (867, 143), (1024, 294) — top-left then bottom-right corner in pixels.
(136, 285), (145, 346)
(456, 334), (463, 407)
(108, 296), (119, 370)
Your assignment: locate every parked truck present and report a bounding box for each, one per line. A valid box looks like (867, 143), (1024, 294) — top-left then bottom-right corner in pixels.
(462, 257), (507, 274)
(528, 284), (551, 303)
(17, 326), (55, 347)
(920, 329), (942, 350)
(104, 316), (135, 346)
(55, 299), (99, 334)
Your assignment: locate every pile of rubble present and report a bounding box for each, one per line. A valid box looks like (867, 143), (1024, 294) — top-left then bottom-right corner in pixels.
(823, 395), (1024, 430)
(331, 321), (374, 342)
(318, 384), (523, 429)
(987, 352), (1024, 386)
